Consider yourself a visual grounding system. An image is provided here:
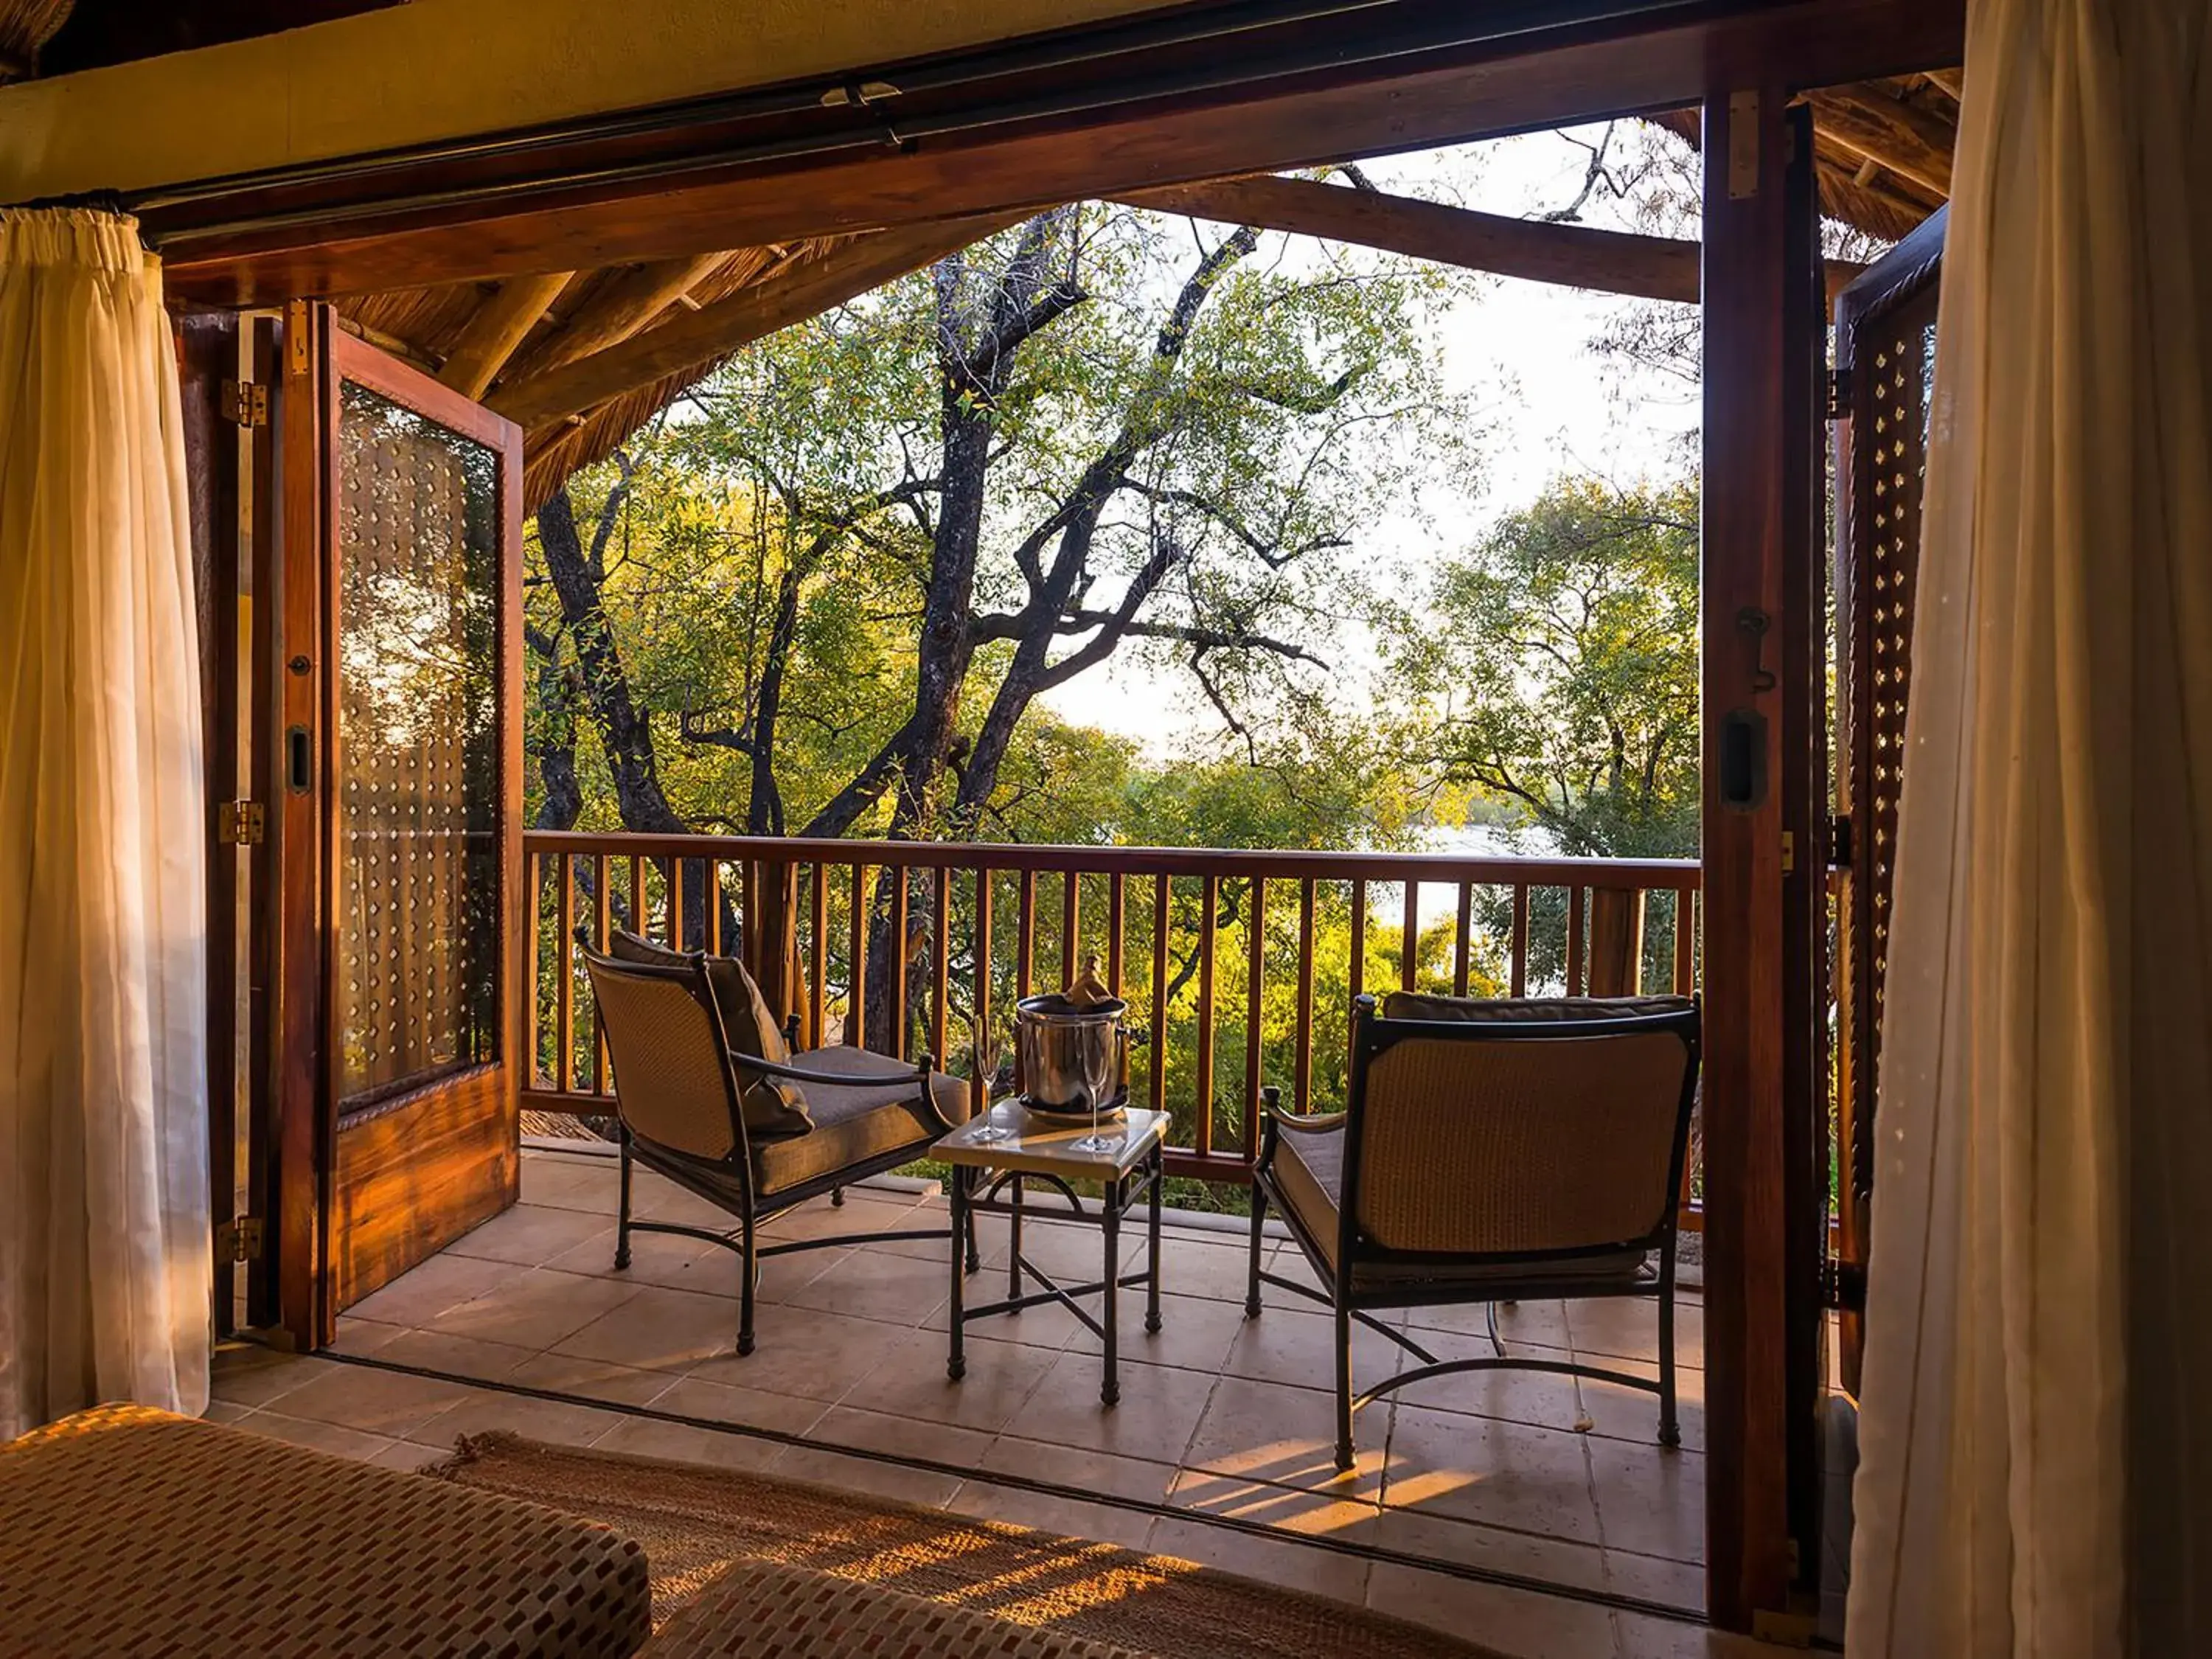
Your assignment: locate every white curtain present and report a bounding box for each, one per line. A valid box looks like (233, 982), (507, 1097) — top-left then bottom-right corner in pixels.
(1847, 3), (2212, 1656)
(0, 209), (209, 1439)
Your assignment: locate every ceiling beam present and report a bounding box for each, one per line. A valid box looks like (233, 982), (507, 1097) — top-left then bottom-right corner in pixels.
(487, 213), (1018, 434)
(506, 251), (737, 380)
(1805, 87), (1954, 197)
(1121, 173), (1865, 302)
(435, 270), (573, 400)
(1121, 173), (1700, 302)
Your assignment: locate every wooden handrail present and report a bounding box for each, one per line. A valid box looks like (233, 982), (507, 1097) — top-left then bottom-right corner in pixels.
(519, 829), (1705, 1227)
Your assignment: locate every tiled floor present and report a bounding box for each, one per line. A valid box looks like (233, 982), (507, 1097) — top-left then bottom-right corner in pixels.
(211, 1147), (1799, 1659)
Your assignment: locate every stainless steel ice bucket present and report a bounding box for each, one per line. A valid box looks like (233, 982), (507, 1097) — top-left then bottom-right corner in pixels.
(1014, 992), (1126, 1112)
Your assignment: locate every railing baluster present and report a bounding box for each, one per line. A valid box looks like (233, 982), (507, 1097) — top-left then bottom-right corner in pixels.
(809, 864), (827, 1048)
(1400, 877), (1419, 991)
(847, 863), (867, 1048)
(667, 857), (685, 950)
(1566, 885), (1587, 995)
(891, 866), (911, 1061)
(555, 852), (575, 1095)
(526, 850), (543, 1088)
(1674, 888), (1697, 992)
(1149, 874), (1170, 1113)
(627, 854), (642, 945)
(1635, 888), (1653, 995)
(708, 859), (724, 955)
(1243, 875), (1265, 1159)
(593, 852), (611, 1096)
(1453, 880), (1473, 996)
(1016, 869), (1036, 1001)
(1060, 869), (1080, 986)
(1295, 878), (1315, 1111)
(973, 869), (994, 1112)
(932, 865), (950, 1068)
(1510, 884), (1530, 997)
(1349, 877), (1368, 1002)
(1107, 873), (1126, 997)
(1195, 874), (1218, 1160)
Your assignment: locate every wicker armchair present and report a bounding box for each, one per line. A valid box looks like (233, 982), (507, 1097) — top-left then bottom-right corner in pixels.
(582, 939), (971, 1356)
(1247, 991), (1700, 1470)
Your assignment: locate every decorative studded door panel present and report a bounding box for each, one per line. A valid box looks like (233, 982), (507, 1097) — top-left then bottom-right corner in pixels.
(276, 313), (524, 1340)
(1831, 209), (1944, 1394)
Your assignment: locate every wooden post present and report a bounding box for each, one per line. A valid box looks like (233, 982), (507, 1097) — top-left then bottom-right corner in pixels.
(1585, 887), (1645, 998)
(1700, 83), (1815, 1632)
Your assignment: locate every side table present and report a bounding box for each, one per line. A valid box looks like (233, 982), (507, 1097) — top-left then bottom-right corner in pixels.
(936, 1102), (1169, 1406)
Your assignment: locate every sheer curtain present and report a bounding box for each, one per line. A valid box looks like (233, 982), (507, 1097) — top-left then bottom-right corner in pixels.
(0, 209), (209, 1439)
(1846, 3), (2212, 1655)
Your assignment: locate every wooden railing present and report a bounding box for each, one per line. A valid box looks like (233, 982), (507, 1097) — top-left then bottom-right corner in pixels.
(521, 832), (1703, 1212)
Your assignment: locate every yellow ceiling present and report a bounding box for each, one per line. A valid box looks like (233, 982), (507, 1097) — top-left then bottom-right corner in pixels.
(0, 0), (1186, 201)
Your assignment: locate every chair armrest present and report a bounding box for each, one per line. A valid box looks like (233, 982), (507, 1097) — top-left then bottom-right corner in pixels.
(729, 1049), (927, 1089)
(1253, 1085), (1343, 1173)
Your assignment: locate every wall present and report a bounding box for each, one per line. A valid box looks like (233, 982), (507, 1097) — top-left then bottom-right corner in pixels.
(0, 0), (1183, 201)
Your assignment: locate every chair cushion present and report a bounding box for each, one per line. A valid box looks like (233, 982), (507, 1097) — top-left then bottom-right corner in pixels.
(1270, 1120), (1652, 1295)
(0, 1404), (649, 1659)
(609, 932), (810, 1138)
(642, 1557), (1137, 1658)
(752, 1046), (973, 1196)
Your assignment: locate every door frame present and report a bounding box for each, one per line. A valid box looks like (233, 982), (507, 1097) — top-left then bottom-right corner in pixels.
(271, 307), (526, 1347)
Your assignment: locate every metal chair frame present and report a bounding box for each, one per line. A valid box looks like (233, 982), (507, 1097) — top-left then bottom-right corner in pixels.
(1246, 993), (1702, 1470)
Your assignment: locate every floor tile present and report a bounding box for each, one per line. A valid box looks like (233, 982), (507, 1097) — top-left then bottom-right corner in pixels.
(1367, 1561), (1618, 1659)
(781, 1245), (953, 1326)
(684, 1305), (911, 1402)
(1062, 1291), (1247, 1375)
(1604, 1548), (1703, 1613)
(370, 1438), (459, 1471)
(408, 1385), (630, 1451)
(209, 1346), (337, 1408)
(1406, 1298), (1573, 1352)
(760, 1192), (928, 1243)
(1579, 1361), (1704, 1454)
(1166, 1466), (1379, 1542)
(1569, 1295), (1704, 1371)
(1182, 1373), (1385, 1498)
(1221, 1301), (1413, 1394)
(773, 1440), (964, 1507)
(554, 1282), (743, 1373)
(328, 1316), (411, 1357)
(237, 1411), (397, 1463)
(200, 1398), (256, 1425)
(369, 1326), (538, 1384)
(1366, 1506), (1609, 1596)
(840, 1327), (1057, 1433)
(975, 1434), (1180, 1506)
(1011, 1350), (1220, 1465)
(508, 1349), (689, 1408)
(807, 1404), (993, 1470)
(1384, 1406), (1602, 1545)
(346, 1251), (532, 1329)
(425, 1266), (642, 1352)
(647, 1374), (832, 1439)
(1610, 1610), (1786, 1659)
(1588, 1439), (1704, 1563)
(1388, 1333), (1589, 1433)
(591, 1413), (786, 1473)
(263, 1360), (475, 1439)
(444, 1202), (613, 1267)
(518, 1155), (619, 1212)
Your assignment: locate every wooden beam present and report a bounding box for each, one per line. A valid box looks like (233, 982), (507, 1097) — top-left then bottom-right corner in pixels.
(1121, 174), (1700, 302)
(1805, 87), (1953, 198)
(505, 251), (732, 380)
(436, 270), (572, 400)
(153, 0), (1966, 306)
(1121, 171), (1865, 302)
(1921, 66), (1964, 100)
(487, 214), (1015, 432)
(1699, 84), (1809, 1632)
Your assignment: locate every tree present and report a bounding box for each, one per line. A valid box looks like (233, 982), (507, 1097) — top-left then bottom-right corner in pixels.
(1399, 474), (1700, 860)
(529, 197), (1466, 849)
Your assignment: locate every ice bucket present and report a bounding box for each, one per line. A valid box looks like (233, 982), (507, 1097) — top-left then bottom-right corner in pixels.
(1014, 991), (1127, 1113)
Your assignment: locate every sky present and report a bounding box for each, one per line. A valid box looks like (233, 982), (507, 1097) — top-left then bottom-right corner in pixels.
(1037, 122), (1703, 757)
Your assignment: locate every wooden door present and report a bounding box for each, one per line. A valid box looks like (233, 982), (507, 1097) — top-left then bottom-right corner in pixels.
(274, 306), (526, 1343)
(1831, 207), (1946, 1394)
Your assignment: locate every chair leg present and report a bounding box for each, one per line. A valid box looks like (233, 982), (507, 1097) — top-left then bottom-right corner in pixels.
(613, 1137), (634, 1271)
(1245, 1184), (1267, 1320)
(1332, 1301), (1356, 1471)
(1657, 1248), (1681, 1448)
(737, 1218), (758, 1357)
(831, 1184), (844, 1208)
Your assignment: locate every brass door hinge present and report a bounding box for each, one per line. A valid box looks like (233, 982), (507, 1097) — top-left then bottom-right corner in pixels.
(216, 800), (265, 845)
(1826, 366), (1852, 420)
(218, 379), (268, 428)
(1781, 830), (1796, 876)
(215, 1217), (265, 1264)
